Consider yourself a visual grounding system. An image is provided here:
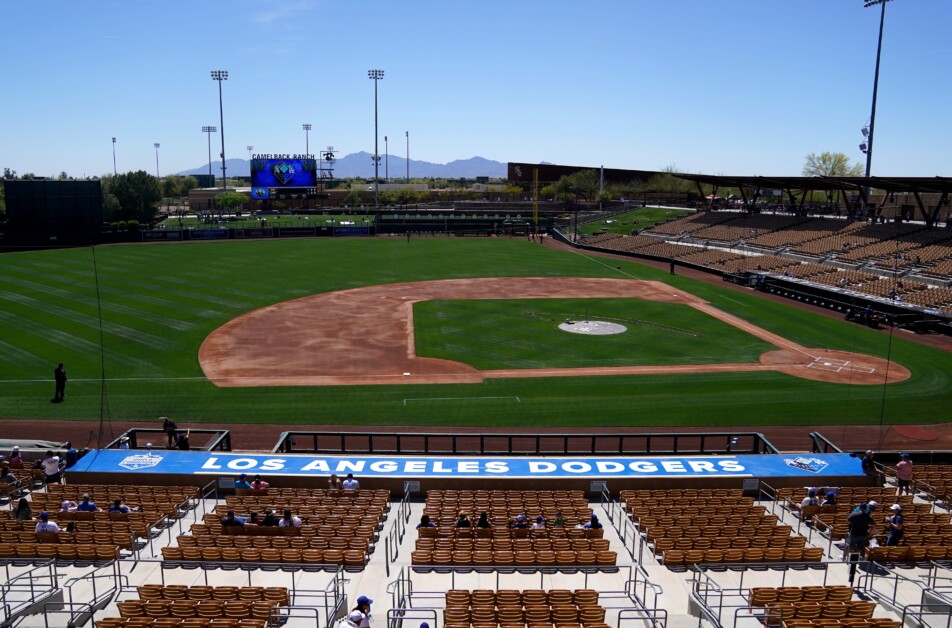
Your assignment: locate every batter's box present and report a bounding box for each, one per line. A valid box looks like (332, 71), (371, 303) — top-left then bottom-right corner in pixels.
(806, 357), (875, 374)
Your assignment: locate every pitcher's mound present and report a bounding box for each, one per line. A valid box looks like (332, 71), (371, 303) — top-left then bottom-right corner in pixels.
(558, 320), (627, 335)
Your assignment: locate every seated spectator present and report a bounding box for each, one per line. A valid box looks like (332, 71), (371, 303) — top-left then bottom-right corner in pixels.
(9, 446), (22, 465)
(176, 431), (190, 451)
(261, 510), (280, 527)
(1, 466), (21, 496)
(820, 491), (838, 507)
(75, 494), (98, 512)
(552, 510), (567, 527)
(108, 499), (130, 514)
(800, 488), (819, 510)
(417, 514), (436, 529)
(235, 473), (252, 489)
(475, 512), (490, 529)
(583, 515), (602, 530)
(250, 474), (269, 490)
(532, 515), (546, 530)
(278, 509), (302, 528)
(328, 474), (342, 490)
(247, 511), (261, 526)
(35, 512), (60, 533)
(512, 514), (529, 529)
(220, 510), (245, 527)
(456, 512), (471, 528)
(60, 499), (78, 512)
(13, 497), (32, 521)
(341, 473), (359, 490)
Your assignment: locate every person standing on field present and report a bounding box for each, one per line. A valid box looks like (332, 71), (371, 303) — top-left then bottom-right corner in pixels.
(53, 363), (67, 402)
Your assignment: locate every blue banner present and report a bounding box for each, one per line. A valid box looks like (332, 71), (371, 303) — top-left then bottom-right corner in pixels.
(187, 229), (229, 240)
(71, 451), (863, 479)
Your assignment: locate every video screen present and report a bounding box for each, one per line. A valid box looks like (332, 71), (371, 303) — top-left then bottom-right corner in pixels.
(251, 158), (318, 200)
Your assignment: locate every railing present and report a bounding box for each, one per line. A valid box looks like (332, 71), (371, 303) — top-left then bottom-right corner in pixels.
(625, 565), (666, 628)
(809, 432), (844, 454)
(0, 560), (60, 627)
(601, 486), (640, 562)
(386, 607), (439, 628)
(272, 431), (779, 455)
(923, 562), (952, 600)
(901, 603), (952, 628)
(857, 559), (929, 608)
(52, 560), (124, 627)
(107, 428), (232, 451)
(385, 481), (413, 577)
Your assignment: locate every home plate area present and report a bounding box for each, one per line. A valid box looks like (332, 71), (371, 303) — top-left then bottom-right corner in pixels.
(807, 356), (875, 374)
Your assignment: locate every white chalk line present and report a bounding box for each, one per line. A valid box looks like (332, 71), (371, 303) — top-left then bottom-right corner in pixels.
(403, 396), (521, 406)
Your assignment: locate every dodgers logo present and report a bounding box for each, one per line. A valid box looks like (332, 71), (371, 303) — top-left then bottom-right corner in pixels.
(783, 456), (829, 474)
(272, 162), (295, 185)
(118, 452), (164, 471)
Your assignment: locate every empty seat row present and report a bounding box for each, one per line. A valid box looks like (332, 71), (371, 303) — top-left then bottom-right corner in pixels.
(160, 546), (365, 566)
(98, 619), (265, 628)
(653, 535), (805, 552)
(177, 535), (368, 551)
(411, 549), (617, 567)
(663, 547), (823, 565)
(446, 589), (598, 607)
(117, 599), (275, 620)
(137, 585), (288, 604)
(0, 542), (119, 561)
(749, 586), (854, 605)
(416, 538), (609, 552)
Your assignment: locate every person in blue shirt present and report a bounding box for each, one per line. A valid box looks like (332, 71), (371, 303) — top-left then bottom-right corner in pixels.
(885, 504), (904, 546)
(235, 473), (252, 489)
(108, 499), (130, 514)
(583, 514), (602, 529)
(416, 514), (436, 529)
(64, 443), (79, 469)
(75, 494), (98, 512)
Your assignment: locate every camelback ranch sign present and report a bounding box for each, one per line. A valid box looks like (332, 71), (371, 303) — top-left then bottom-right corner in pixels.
(72, 451), (863, 479)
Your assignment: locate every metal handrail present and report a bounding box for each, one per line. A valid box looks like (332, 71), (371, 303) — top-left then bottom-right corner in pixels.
(272, 430), (779, 455)
(809, 432), (844, 454)
(900, 603), (952, 628)
(857, 559), (929, 607)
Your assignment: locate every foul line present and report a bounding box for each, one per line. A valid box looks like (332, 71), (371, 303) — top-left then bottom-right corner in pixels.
(403, 396), (521, 406)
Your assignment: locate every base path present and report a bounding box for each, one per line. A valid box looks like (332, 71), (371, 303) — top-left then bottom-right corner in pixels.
(198, 277), (909, 387)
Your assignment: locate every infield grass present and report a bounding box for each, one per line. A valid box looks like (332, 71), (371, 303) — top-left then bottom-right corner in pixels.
(413, 298), (775, 369)
(0, 237), (950, 428)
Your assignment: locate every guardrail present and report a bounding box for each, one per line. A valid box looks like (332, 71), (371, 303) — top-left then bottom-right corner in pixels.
(809, 432), (844, 454)
(901, 603), (952, 628)
(0, 560), (60, 627)
(272, 431), (779, 455)
(385, 481), (414, 577)
(600, 485), (640, 562)
(106, 429), (232, 452)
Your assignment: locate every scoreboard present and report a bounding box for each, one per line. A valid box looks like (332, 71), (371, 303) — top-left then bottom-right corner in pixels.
(250, 155), (318, 200)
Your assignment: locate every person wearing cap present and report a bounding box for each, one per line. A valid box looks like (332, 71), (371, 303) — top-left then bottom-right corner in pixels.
(896, 454), (914, 496)
(60, 499), (77, 512)
(885, 504), (904, 546)
(9, 446), (22, 466)
(800, 488), (819, 510)
(583, 514), (603, 530)
(76, 494), (98, 512)
(353, 596), (372, 628)
(35, 512), (61, 533)
(552, 510), (567, 527)
(250, 474), (269, 490)
(532, 515), (546, 530)
(342, 473), (359, 490)
(416, 514), (436, 529)
(512, 513), (529, 529)
(42, 451), (63, 485)
(261, 509), (280, 527)
(339, 610), (364, 628)
(118, 437), (130, 450)
(861, 450), (883, 484)
(220, 510), (246, 527)
(235, 474), (252, 489)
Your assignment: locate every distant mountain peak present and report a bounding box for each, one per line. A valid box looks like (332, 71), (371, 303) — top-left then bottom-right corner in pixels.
(179, 153), (507, 179)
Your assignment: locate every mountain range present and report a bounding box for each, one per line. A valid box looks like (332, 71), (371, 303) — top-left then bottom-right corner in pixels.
(178, 152), (507, 179)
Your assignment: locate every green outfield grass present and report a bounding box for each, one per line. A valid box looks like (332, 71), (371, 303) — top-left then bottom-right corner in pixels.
(413, 298), (774, 369)
(576, 207), (690, 235)
(0, 237), (950, 427)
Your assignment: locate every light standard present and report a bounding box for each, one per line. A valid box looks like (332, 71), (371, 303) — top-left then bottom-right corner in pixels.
(247, 145), (253, 162)
(111, 137), (117, 176)
(210, 70), (228, 190)
(405, 131), (409, 183)
(202, 127), (217, 182)
(302, 124), (311, 156)
(384, 135), (389, 182)
(368, 69), (384, 207)
(861, 0), (895, 180)
(154, 143), (161, 179)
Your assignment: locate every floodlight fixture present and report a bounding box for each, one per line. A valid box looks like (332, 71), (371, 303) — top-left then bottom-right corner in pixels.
(303, 123), (312, 156)
(211, 70), (229, 190)
(202, 126), (217, 180)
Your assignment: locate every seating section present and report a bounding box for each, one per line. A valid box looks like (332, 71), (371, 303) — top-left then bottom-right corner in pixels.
(0, 541), (119, 561)
(40, 484), (199, 519)
(96, 585), (289, 627)
(412, 536), (617, 567)
(425, 490), (591, 527)
(643, 212), (735, 236)
(442, 588), (609, 628)
(748, 585), (891, 627)
(162, 488), (389, 567)
(622, 489), (819, 566)
(689, 215), (807, 244)
(885, 464), (952, 503)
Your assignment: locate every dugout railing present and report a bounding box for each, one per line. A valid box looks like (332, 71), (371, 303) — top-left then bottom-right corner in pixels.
(272, 431), (778, 456)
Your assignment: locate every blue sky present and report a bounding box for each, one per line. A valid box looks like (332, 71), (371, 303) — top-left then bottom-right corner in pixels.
(1, 0), (949, 178)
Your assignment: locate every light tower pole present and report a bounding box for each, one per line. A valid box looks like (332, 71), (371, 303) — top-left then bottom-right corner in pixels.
(210, 70), (229, 190)
(302, 123), (311, 157)
(247, 146), (253, 161)
(202, 126), (217, 181)
(405, 131), (409, 183)
(367, 69), (384, 207)
(154, 143), (161, 179)
(111, 137), (117, 176)
(862, 0), (895, 180)
(385, 135), (389, 182)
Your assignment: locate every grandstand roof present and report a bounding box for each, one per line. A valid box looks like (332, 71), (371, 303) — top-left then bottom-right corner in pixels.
(673, 173), (952, 194)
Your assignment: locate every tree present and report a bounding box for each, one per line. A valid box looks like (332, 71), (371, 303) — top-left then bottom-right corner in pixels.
(343, 188), (362, 207)
(2, 168), (17, 180)
(162, 176), (181, 199)
(110, 170), (162, 224)
(215, 191), (247, 215)
(802, 152), (864, 177)
(180, 176), (199, 194)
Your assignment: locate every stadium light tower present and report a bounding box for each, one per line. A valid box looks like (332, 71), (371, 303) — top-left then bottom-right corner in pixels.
(368, 69), (384, 207)
(210, 70), (228, 190)
(247, 145), (253, 162)
(385, 135), (389, 182)
(111, 137), (117, 176)
(302, 124), (311, 157)
(405, 131), (409, 183)
(862, 0), (895, 179)
(154, 143), (161, 179)
(202, 126), (217, 181)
